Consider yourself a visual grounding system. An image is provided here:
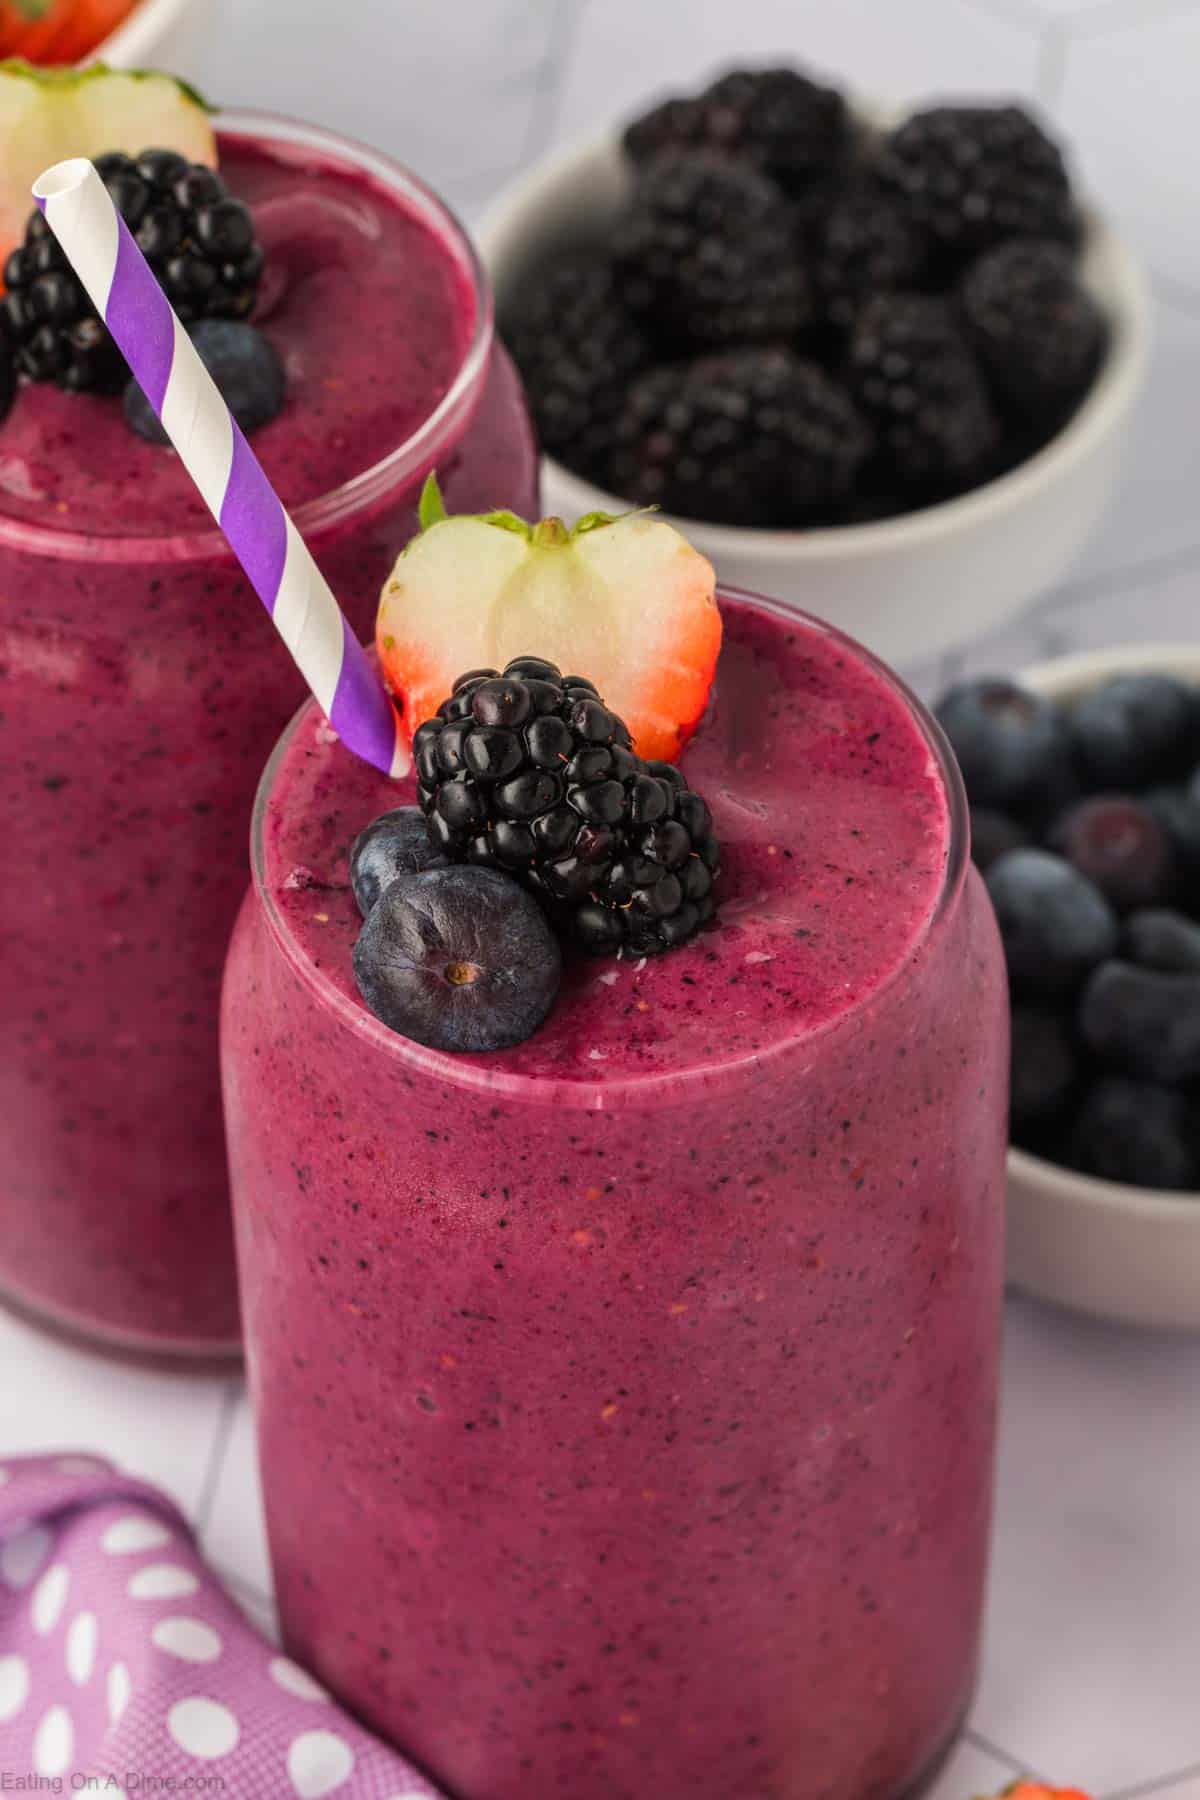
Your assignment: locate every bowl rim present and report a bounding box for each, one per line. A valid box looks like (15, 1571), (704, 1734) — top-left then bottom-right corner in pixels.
(478, 127), (1152, 557)
(92, 0), (200, 63)
(1009, 638), (1200, 1219)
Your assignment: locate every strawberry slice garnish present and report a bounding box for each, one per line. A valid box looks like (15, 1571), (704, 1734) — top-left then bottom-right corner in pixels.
(0, 59), (216, 270)
(377, 478), (722, 764)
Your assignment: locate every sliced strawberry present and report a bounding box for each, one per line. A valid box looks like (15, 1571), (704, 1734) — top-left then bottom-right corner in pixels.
(44, 0), (140, 63)
(0, 60), (217, 269)
(377, 479), (721, 763)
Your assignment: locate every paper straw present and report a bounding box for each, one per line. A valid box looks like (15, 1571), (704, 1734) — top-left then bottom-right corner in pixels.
(33, 157), (408, 780)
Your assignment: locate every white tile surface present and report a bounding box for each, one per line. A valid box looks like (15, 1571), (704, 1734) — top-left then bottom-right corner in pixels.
(0, 1305), (226, 1519)
(8, 0), (1200, 1792)
(976, 1297), (1200, 1791)
(1057, 9), (1200, 292)
(550, 0), (1041, 153)
(199, 1390), (272, 1601)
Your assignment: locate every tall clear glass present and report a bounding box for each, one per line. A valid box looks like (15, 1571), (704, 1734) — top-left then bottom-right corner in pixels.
(0, 112), (538, 1356)
(222, 590), (1008, 1799)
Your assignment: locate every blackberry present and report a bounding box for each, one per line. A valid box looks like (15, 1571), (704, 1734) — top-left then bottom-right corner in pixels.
(848, 293), (999, 495)
(2, 149), (263, 393)
(961, 238), (1106, 431)
(414, 658), (720, 958)
(502, 254), (653, 483)
(612, 152), (810, 352)
(877, 105), (1078, 267)
(623, 65), (849, 201)
(607, 348), (873, 529)
(815, 184), (929, 333)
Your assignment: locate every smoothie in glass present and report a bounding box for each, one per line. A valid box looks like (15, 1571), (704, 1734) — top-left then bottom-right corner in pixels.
(0, 114), (537, 1355)
(222, 589), (1008, 1799)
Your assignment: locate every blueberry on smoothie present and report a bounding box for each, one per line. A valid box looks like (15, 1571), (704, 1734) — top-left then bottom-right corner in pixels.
(935, 678), (1070, 815)
(985, 848), (1118, 996)
(1048, 794), (1175, 913)
(353, 864), (561, 1052)
(1009, 1005), (1078, 1132)
(1078, 960), (1200, 1084)
(1065, 1078), (1198, 1192)
(1125, 908), (1200, 975)
(350, 806), (448, 917)
(1070, 673), (1199, 789)
(969, 805), (1029, 872)
(125, 322), (285, 443)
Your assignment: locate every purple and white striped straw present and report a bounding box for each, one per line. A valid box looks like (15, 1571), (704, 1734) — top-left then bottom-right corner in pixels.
(33, 157), (408, 780)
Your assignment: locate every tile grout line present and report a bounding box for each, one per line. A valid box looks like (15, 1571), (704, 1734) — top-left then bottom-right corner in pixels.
(1103, 1759), (1200, 1800)
(1034, 17), (1069, 110)
(1029, 536), (1200, 621)
(963, 1725), (1046, 1780)
(956, 0), (1053, 36)
(517, 0), (594, 168)
(1064, 0), (1200, 41)
(191, 1378), (243, 1539)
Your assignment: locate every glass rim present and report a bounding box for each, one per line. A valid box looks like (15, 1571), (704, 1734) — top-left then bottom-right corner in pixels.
(0, 107), (495, 565)
(246, 587), (971, 1111)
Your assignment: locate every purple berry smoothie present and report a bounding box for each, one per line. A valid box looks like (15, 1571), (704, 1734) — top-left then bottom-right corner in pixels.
(222, 590), (1009, 1800)
(0, 112), (538, 1355)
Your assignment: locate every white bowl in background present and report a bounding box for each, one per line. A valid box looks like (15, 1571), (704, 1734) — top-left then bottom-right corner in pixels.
(1007, 642), (1200, 1333)
(89, 0), (213, 71)
(480, 132), (1150, 670)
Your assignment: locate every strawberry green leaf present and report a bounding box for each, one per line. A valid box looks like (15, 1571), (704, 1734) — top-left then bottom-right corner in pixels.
(417, 472), (448, 532)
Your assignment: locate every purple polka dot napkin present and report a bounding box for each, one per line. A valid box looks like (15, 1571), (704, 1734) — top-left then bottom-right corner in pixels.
(0, 1454), (442, 1798)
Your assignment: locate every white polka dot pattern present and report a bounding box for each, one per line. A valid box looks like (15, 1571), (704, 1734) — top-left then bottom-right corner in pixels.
(107, 1659), (132, 1725)
(31, 1563), (69, 1636)
(128, 1564), (199, 1601)
(287, 1728), (356, 1797)
(270, 1656), (329, 1702)
(0, 1457), (441, 1797)
(152, 1618), (223, 1664)
(32, 1703), (73, 1777)
(168, 1695), (240, 1759)
(0, 1653), (30, 1723)
(102, 1515), (172, 1556)
(66, 1611), (98, 1685)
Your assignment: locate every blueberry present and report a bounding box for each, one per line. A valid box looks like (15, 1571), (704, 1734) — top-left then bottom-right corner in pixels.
(1125, 908), (1200, 975)
(970, 806), (1028, 872)
(125, 320), (285, 443)
(352, 864), (561, 1052)
(1047, 794), (1175, 912)
(985, 848), (1118, 996)
(1071, 673), (1199, 789)
(935, 678), (1071, 815)
(1009, 1005), (1078, 1132)
(1064, 1078), (1197, 1192)
(349, 807), (447, 917)
(1078, 959), (1200, 1084)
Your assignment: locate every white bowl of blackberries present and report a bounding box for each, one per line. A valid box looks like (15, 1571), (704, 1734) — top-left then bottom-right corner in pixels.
(936, 648), (1200, 1332)
(482, 64), (1148, 668)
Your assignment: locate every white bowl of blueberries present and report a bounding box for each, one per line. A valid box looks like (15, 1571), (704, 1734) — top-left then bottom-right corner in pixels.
(936, 649), (1200, 1333)
(481, 65), (1148, 669)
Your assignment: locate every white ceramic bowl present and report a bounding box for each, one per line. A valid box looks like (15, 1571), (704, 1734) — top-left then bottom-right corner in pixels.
(1006, 642), (1200, 1333)
(90, 0), (213, 70)
(480, 132), (1150, 669)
